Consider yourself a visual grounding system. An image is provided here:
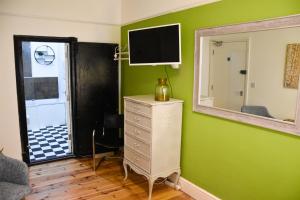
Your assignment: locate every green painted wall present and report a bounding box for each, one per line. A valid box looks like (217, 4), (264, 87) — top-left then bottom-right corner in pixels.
(121, 1), (300, 199)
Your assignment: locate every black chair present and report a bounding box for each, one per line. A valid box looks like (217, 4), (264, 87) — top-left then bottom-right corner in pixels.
(92, 113), (124, 171)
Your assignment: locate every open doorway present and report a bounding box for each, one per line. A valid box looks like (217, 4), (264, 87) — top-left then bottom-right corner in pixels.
(14, 36), (77, 164)
(209, 40), (248, 112)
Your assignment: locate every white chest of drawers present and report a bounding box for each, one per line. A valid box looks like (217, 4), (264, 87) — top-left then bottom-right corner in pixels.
(123, 95), (183, 200)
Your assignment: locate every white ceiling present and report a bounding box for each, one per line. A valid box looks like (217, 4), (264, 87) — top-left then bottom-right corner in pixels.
(121, 0), (220, 25)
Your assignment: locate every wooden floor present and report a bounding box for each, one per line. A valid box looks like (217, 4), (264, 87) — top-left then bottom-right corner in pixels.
(25, 158), (193, 200)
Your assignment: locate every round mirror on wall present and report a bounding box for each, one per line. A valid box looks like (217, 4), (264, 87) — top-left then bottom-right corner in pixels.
(34, 45), (55, 65)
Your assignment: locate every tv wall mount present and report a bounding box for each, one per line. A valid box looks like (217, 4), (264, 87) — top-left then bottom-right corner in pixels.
(114, 45), (179, 69)
(114, 46), (129, 61)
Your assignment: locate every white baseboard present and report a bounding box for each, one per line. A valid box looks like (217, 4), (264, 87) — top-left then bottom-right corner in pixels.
(179, 177), (221, 200)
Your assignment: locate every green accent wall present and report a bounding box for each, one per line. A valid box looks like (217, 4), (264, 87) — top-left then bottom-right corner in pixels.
(121, 1), (300, 199)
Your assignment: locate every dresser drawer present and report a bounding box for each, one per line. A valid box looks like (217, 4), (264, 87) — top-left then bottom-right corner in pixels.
(125, 135), (150, 157)
(125, 147), (150, 173)
(126, 101), (152, 117)
(125, 123), (151, 143)
(126, 111), (151, 129)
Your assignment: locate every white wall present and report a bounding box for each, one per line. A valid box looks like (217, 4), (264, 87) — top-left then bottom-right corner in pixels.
(0, 0), (121, 159)
(30, 42), (62, 78)
(200, 37), (211, 97)
(26, 103), (66, 130)
(247, 28), (300, 120)
(121, 0), (220, 25)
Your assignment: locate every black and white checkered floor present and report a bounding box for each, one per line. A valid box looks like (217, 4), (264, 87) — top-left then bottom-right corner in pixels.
(28, 124), (71, 163)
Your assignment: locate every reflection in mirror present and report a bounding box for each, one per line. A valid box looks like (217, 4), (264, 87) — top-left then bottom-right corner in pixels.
(199, 27), (300, 123)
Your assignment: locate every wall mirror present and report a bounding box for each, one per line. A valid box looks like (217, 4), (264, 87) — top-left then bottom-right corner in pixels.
(193, 15), (300, 135)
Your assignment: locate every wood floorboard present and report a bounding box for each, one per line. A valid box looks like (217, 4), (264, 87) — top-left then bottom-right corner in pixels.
(25, 158), (193, 200)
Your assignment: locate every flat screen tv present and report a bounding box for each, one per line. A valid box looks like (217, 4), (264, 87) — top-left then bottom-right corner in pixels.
(128, 23), (181, 66)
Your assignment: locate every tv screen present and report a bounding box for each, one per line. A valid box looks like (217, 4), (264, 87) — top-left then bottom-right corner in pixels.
(128, 24), (181, 65)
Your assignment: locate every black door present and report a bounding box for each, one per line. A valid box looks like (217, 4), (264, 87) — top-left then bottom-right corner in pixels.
(74, 42), (119, 156)
(14, 36), (77, 165)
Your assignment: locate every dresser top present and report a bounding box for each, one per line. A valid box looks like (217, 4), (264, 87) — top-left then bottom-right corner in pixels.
(124, 95), (183, 106)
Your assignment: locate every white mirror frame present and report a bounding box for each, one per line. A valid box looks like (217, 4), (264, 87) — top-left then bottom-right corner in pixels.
(193, 14), (300, 136)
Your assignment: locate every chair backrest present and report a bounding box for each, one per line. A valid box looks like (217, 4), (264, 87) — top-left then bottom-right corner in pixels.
(241, 105), (273, 118)
(103, 113), (124, 129)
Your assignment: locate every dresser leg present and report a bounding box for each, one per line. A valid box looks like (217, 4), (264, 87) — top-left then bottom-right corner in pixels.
(148, 178), (154, 200)
(123, 162), (128, 181)
(174, 170), (181, 190)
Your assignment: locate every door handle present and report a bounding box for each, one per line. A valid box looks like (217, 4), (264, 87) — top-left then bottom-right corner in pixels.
(240, 70), (247, 75)
(240, 91), (244, 96)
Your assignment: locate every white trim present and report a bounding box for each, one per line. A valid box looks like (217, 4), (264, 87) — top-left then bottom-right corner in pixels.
(121, 0), (221, 26)
(128, 23), (182, 66)
(65, 43), (74, 154)
(193, 14), (300, 136)
(179, 177), (221, 200)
